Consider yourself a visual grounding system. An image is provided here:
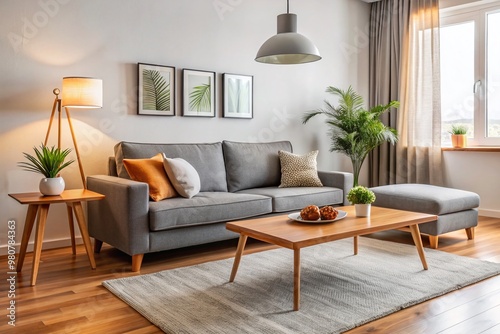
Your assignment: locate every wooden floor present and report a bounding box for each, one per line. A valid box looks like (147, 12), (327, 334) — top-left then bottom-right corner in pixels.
(1, 216), (499, 334)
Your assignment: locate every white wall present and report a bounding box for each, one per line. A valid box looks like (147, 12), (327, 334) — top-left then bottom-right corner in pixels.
(443, 152), (500, 217)
(0, 0), (371, 254)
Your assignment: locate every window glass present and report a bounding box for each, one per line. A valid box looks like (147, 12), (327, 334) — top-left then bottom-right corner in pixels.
(440, 21), (475, 145)
(487, 11), (500, 137)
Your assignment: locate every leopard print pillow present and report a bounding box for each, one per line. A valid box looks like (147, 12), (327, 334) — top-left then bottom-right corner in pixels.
(278, 150), (323, 188)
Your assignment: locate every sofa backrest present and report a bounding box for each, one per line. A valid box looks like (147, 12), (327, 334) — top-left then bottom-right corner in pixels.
(222, 140), (292, 192)
(114, 141), (228, 192)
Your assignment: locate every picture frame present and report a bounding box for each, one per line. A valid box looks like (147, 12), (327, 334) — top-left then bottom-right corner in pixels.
(182, 69), (216, 117)
(138, 63), (175, 116)
(223, 73), (253, 119)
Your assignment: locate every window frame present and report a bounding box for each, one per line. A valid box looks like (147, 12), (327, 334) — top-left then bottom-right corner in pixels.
(440, 2), (500, 146)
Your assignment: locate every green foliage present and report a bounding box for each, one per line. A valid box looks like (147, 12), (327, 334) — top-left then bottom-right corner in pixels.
(347, 186), (376, 204)
(189, 84), (211, 112)
(18, 144), (74, 178)
(302, 86), (399, 186)
(449, 124), (468, 135)
(143, 69), (171, 111)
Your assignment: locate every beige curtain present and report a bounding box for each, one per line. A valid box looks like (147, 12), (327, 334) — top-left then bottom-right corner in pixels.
(369, 0), (443, 186)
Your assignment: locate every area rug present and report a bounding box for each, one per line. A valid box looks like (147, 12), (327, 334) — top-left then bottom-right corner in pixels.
(103, 238), (500, 333)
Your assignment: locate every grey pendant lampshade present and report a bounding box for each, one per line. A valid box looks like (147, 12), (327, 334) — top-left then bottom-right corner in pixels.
(255, 1), (321, 64)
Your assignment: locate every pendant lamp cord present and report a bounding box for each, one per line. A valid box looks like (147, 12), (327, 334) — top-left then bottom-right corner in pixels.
(286, 0), (290, 13)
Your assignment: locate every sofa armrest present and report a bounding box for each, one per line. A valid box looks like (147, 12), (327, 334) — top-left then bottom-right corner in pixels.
(87, 175), (150, 256)
(318, 171), (353, 205)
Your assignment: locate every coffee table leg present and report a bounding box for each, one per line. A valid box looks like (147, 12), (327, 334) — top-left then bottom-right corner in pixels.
(294, 249), (301, 311)
(354, 236), (359, 255)
(409, 224), (428, 270)
(229, 234), (248, 282)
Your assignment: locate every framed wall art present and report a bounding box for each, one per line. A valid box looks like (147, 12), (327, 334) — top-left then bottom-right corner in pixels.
(138, 63), (175, 116)
(182, 69), (216, 117)
(223, 73), (253, 119)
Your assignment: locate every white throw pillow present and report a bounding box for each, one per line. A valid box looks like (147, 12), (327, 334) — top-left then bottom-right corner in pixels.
(162, 155), (201, 198)
(278, 150), (323, 188)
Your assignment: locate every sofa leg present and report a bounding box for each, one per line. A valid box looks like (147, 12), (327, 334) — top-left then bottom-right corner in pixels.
(429, 235), (439, 249)
(465, 227), (475, 240)
(94, 239), (103, 253)
(132, 254), (144, 272)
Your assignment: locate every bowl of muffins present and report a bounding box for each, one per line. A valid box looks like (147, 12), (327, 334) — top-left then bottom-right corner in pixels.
(288, 205), (347, 223)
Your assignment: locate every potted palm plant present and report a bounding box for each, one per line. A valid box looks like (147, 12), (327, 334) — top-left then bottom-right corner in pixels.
(449, 124), (468, 148)
(18, 144), (74, 195)
(303, 86), (399, 187)
(347, 186), (376, 217)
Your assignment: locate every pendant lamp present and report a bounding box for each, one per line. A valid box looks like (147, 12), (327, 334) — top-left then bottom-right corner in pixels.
(255, 0), (321, 64)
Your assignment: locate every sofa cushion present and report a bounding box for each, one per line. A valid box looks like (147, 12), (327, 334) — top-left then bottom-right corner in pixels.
(223, 140), (293, 192)
(163, 156), (201, 199)
(122, 153), (178, 201)
(237, 186), (343, 213)
(370, 184), (480, 215)
(278, 150), (323, 187)
(115, 141), (227, 192)
(148, 192), (272, 231)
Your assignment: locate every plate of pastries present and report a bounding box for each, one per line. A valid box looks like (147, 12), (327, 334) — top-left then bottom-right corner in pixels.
(288, 205), (347, 223)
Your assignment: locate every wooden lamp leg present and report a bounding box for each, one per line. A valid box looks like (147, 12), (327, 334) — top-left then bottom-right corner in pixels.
(44, 95), (60, 147)
(65, 107), (86, 189)
(45, 88), (89, 189)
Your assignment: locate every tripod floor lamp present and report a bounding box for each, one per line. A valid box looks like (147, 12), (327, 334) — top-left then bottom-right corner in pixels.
(44, 77), (103, 188)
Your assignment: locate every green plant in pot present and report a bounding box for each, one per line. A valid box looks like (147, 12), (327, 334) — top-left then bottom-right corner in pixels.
(18, 144), (74, 195)
(347, 186), (376, 217)
(449, 124), (468, 148)
(302, 86), (399, 187)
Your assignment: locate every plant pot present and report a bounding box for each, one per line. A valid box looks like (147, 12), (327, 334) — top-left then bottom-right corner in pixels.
(355, 204), (371, 217)
(39, 177), (65, 196)
(451, 134), (467, 148)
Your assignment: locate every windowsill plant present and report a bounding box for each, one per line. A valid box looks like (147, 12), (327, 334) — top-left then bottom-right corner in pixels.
(449, 124), (468, 148)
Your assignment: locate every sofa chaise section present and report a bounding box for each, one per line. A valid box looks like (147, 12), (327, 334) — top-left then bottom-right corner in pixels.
(371, 184), (480, 248)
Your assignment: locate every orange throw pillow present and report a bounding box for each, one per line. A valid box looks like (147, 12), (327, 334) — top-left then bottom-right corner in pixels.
(123, 153), (178, 201)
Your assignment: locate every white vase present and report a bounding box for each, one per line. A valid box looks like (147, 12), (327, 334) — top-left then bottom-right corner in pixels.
(39, 177), (65, 196)
(355, 204), (371, 217)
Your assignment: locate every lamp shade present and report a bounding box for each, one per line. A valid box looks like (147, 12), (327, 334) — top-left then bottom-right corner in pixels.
(255, 13), (321, 64)
(62, 77), (103, 108)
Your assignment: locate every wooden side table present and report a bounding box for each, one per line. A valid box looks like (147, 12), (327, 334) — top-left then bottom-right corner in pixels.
(9, 189), (105, 286)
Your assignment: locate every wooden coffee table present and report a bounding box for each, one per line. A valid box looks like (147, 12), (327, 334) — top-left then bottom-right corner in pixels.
(226, 206), (437, 311)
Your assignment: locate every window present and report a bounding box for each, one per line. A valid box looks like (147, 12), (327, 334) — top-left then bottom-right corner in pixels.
(440, 2), (500, 146)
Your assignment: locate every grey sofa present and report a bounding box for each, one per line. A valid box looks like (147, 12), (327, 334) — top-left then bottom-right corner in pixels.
(87, 140), (353, 271)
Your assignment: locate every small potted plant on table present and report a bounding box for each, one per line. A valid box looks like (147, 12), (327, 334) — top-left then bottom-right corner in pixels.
(18, 144), (74, 196)
(347, 186), (376, 217)
(449, 124), (468, 148)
